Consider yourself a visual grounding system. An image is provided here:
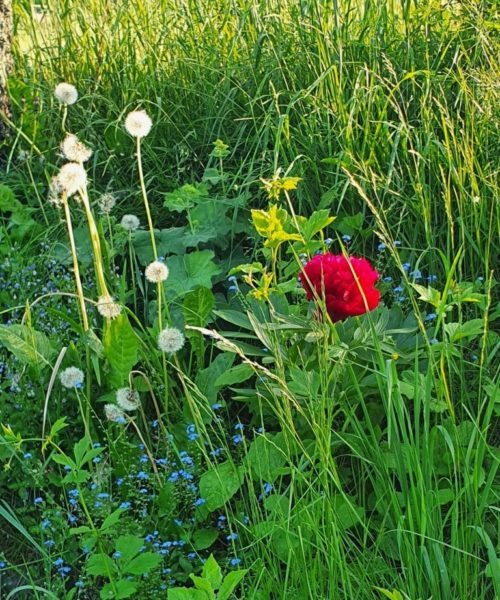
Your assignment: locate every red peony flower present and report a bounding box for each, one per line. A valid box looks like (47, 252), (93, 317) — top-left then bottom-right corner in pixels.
(299, 253), (380, 322)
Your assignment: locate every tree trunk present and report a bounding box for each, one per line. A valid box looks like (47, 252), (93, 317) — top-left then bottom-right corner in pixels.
(0, 0), (13, 141)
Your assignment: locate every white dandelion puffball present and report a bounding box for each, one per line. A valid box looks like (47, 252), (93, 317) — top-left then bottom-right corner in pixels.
(158, 327), (185, 354)
(104, 403), (126, 423)
(120, 214), (140, 231)
(116, 388), (141, 411)
(57, 162), (87, 197)
(48, 176), (64, 206)
(54, 82), (78, 105)
(124, 110), (152, 138)
(61, 134), (93, 163)
(60, 367), (84, 389)
(97, 295), (122, 319)
(145, 260), (169, 283)
(98, 193), (117, 215)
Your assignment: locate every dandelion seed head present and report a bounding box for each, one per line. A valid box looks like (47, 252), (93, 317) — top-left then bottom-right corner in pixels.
(98, 193), (117, 215)
(116, 388), (140, 411)
(60, 367), (84, 389)
(124, 110), (152, 138)
(61, 134), (92, 163)
(97, 295), (121, 319)
(120, 214), (140, 231)
(54, 83), (78, 105)
(158, 327), (185, 354)
(57, 162), (87, 197)
(145, 260), (169, 283)
(48, 176), (64, 206)
(104, 403), (126, 423)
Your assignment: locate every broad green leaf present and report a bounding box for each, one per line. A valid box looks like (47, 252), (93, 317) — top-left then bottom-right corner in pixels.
(199, 462), (245, 511)
(183, 287), (215, 327)
(190, 575), (215, 598)
(115, 535), (143, 564)
(103, 314), (138, 387)
(86, 553), (116, 577)
(100, 579), (138, 600)
(301, 210), (335, 240)
(444, 318), (484, 342)
(123, 552), (162, 575)
(166, 250), (221, 299)
(100, 508), (125, 532)
(201, 554), (222, 590)
(218, 569), (248, 600)
(193, 528), (219, 550)
(133, 227), (187, 265)
(412, 284), (441, 307)
(164, 183), (208, 212)
(168, 589), (208, 600)
(73, 437), (89, 466)
(245, 434), (286, 483)
(158, 482), (175, 517)
(214, 364), (254, 388)
(0, 324), (55, 368)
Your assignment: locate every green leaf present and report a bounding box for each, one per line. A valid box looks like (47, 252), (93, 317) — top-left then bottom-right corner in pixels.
(123, 552), (162, 575)
(301, 210), (335, 240)
(49, 418), (68, 440)
(164, 183), (208, 212)
(199, 462), (245, 511)
(86, 553), (116, 577)
(133, 228), (187, 264)
(214, 363), (254, 388)
(444, 318), (484, 342)
(168, 589), (208, 600)
(73, 437), (89, 466)
(0, 324), (55, 368)
(166, 250), (221, 299)
(100, 579), (138, 600)
(218, 569), (248, 600)
(201, 554), (222, 590)
(68, 525), (92, 536)
(158, 482), (175, 517)
(183, 287), (215, 327)
(245, 434), (286, 483)
(193, 528), (219, 551)
(115, 535), (143, 564)
(412, 284), (441, 307)
(103, 314), (138, 387)
(100, 508), (125, 532)
(190, 575), (215, 598)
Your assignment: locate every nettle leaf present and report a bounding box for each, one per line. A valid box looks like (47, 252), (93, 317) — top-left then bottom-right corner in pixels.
(201, 554), (222, 590)
(0, 324), (55, 368)
(103, 314), (138, 387)
(123, 552), (162, 575)
(199, 462), (245, 511)
(245, 434), (287, 483)
(86, 553), (116, 577)
(166, 250), (221, 299)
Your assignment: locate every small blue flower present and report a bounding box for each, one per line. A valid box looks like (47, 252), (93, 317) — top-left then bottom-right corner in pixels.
(377, 243), (386, 251)
(424, 313), (437, 322)
(427, 275), (438, 283)
(230, 558), (241, 567)
(0, 561), (6, 569)
(226, 532), (238, 541)
(119, 502), (131, 509)
(410, 269), (422, 280)
(41, 519), (51, 529)
(393, 286), (404, 293)
(23, 452), (32, 459)
(471, 354), (478, 362)
(341, 234), (351, 243)
(174, 519), (183, 526)
(75, 581), (85, 589)
(186, 424), (199, 441)
(228, 285), (237, 292)
(34, 496), (44, 505)
(44, 539), (55, 547)
(136, 471), (149, 481)
(194, 498), (206, 507)
(232, 434), (243, 445)
(383, 276), (393, 283)
(187, 552), (197, 560)
(92, 457), (101, 464)
(116, 478), (124, 486)
(53, 558), (65, 567)
(394, 240), (402, 247)
(211, 403), (223, 410)
(97, 492), (110, 499)
(325, 237), (333, 246)
(228, 276), (237, 282)
(234, 423), (244, 430)
(402, 262), (411, 271)
(112, 551), (122, 559)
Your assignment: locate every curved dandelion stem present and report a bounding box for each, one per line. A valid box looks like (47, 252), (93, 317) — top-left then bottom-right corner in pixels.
(136, 137), (157, 259)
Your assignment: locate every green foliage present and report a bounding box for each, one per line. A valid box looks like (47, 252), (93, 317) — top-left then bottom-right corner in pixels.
(199, 462), (246, 511)
(103, 314), (139, 386)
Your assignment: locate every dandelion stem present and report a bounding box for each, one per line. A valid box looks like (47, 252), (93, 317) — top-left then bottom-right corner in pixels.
(62, 193), (89, 331)
(136, 137), (157, 259)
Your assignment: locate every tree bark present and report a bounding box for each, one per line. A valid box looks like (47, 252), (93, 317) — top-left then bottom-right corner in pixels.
(0, 0), (13, 141)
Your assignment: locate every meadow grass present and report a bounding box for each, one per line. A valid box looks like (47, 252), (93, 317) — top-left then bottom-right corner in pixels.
(0, 0), (498, 598)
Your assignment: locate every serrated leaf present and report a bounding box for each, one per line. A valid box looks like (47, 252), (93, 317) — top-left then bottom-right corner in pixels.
(245, 434), (286, 483)
(166, 250), (221, 299)
(86, 553), (116, 576)
(193, 528), (218, 550)
(123, 552), (162, 575)
(199, 462), (245, 511)
(103, 314), (138, 387)
(100, 508), (124, 532)
(115, 535), (143, 564)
